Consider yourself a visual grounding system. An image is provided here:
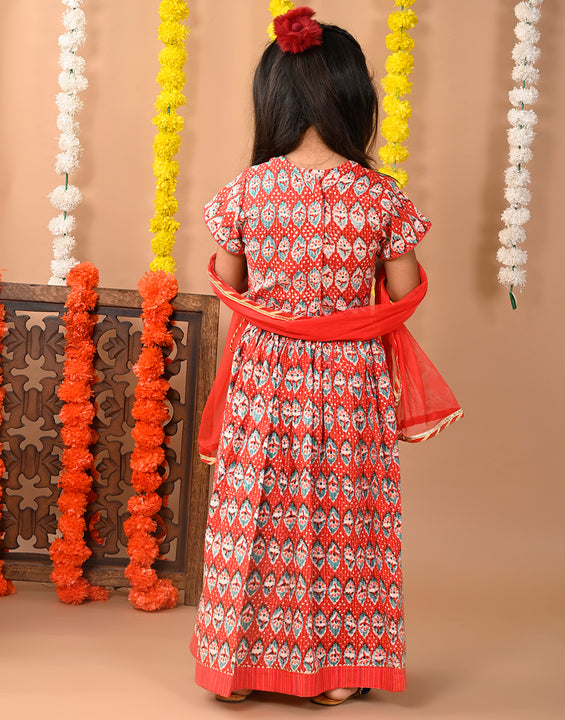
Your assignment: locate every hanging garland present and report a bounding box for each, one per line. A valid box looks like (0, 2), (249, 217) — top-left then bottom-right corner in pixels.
(149, 0), (189, 274)
(267, 0), (296, 40)
(125, 272), (178, 611)
(0, 279), (16, 597)
(48, 0), (88, 285)
(49, 263), (108, 604)
(45, 0), (104, 604)
(125, 0), (188, 612)
(378, 0), (417, 189)
(497, 0), (543, 309)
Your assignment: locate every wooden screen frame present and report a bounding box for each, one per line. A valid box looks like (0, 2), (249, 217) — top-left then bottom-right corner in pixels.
(0, 282), (219, 605)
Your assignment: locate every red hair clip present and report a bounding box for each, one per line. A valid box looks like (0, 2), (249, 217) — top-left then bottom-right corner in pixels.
(274, 6), (323, 54)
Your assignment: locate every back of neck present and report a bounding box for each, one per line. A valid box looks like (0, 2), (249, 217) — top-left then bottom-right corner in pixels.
(285, 128), (347, 170)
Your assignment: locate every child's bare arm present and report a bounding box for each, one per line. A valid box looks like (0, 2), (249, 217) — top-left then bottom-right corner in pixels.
(214, 246), (248, 293)
(383, 249), (421, 301)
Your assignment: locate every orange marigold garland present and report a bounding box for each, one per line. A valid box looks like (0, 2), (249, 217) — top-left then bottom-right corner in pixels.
(124, 0), (187, 612)
(49, 262), (109, 604)
(0, 276), (16, 597)
(125, 271), (179, 611)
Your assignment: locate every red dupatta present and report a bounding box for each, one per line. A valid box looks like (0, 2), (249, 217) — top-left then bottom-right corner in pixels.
(199, 254), (462, 463)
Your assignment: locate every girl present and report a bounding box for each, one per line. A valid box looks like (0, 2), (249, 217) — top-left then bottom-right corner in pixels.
(191, 6), (461, 706)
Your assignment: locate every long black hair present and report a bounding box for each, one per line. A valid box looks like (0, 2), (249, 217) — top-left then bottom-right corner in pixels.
(251, 25), (378, 168)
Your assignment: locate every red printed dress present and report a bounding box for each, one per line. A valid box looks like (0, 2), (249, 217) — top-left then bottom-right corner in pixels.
(191, 156), (431, 697)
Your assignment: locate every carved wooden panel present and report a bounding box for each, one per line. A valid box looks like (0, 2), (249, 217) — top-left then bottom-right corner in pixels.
(0, 283), (218, 605)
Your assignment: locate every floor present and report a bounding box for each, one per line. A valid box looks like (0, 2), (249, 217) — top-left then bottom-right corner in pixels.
(1, 581), (563, 720)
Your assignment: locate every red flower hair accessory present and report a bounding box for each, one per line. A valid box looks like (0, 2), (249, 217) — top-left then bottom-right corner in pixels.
(274, 6), (323, 54)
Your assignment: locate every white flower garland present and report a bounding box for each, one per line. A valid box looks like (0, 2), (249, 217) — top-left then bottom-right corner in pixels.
(48, 0), (87, 285)
(497, 0), (543, 307)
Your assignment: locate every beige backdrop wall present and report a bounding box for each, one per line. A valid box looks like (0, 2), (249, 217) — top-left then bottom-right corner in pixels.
(1, 0), (563, 661)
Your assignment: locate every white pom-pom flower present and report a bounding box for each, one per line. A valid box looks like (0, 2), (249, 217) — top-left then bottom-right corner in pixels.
(58, 29), (86, 52)
(509, 85), (539, 107)
(507, 108), (537, 129)
(58, 71), (88, 93)
(49, 213), (76, 236)
(502, 205), (531, 226)
(59, 49), (86, 74)
(63, 9), (86, 31)
(58, 132), (81, 153)
(499, 225), (527, 247)
(497, 246), (528, 267)
(512, 63), (540, 85)
(504, 185), (532, 206)
(514, 20), (540, 44)
(56, 113), (79, 135)
(62, 0), (84, 8)
(512, 41), (541, 65)
(49, 184), (82, 212)
(55, 151), (81, 175)
(505, 166), (531, 187)
(498, 265), (527, 289)
(514, 2), (541, 23)
(509, 144), (533, 166)
(507, 125), (535, 148)
(52, 235), (77, 260)
(49, 257), (79, 284)
(56, 91), (83, 115)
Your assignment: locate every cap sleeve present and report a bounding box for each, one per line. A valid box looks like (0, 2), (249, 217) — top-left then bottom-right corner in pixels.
(377, 177), (431, 260)
(203, 171), (246, 255)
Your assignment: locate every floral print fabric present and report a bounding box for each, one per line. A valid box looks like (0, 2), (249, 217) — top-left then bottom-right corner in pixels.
(191, 157), (430, 696)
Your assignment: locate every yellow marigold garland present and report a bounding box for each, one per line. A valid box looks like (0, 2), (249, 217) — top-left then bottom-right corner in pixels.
(378, 0), (418, 188)
(126, 0), (188, 612)
(267, 0), (295, 41)
(150, 0), (188, 275)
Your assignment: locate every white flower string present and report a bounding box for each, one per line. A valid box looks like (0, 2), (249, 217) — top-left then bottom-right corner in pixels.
(47, 0), (87, 285)
(497, 0), (543, 309)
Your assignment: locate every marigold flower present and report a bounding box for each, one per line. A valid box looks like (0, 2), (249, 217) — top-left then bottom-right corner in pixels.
(379, 165), (409, 188)
(388, 9), (418, 32)
(381, 116), (410, 144)
(269, 0), (295, 16)
(150, 215), (181, 234)
(386, 31), (415, 53)
(383, 95), (412, 120)
(151, 233), (176, 258)
(381, 73), (413, 97)
(158, 20), (188, 45)
(155, 91), (187, 113)
(159, 0), (189, 22)
(131, 470), (164, 493)
(129, 579), (178, 611)
(157, 66), (186, 91)
(159, 44), (187, 69)
(123, 515), (157, 537)
(385, 51), (414, 76)
(268, 0), (296, 39)
(150, 256), (177, 275)
(128, 492), (163, 518)
(153, 110), (184, 133)
(378, 143), (409, 165)
(131, 422), (166, 449)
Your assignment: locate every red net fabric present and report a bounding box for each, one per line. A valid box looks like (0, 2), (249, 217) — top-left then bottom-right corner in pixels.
(199, 255), (462, 462)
